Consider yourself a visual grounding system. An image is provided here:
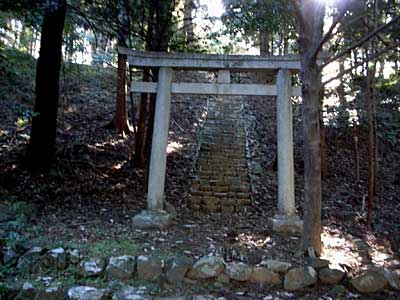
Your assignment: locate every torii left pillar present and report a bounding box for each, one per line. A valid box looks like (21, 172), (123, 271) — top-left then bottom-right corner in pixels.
(132, 67), (174, 229)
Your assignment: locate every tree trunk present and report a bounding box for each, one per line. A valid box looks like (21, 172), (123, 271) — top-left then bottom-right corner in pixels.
(366, 69), (375, 228)
(134, 69), (150, 166)
(114, 51), (131, 135)
(183, 0), (195, 44)
(259, 28), (270, 55)
(297, 0), (325, 256)
(26, 0), (66, 170)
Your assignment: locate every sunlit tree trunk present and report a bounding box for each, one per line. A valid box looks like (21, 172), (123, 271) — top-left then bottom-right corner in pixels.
(297, 0), (325, 255)
(27, 0), (66, 170)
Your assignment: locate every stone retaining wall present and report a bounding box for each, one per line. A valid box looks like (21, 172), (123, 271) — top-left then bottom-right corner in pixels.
(3, 245), (399, 299)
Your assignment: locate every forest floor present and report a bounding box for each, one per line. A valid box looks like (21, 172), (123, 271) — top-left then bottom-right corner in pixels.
(0, 50), (400, 299)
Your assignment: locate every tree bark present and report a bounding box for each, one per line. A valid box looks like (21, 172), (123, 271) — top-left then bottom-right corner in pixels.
(366, 68), (375, 228)
(27, 0), (66, 170)
(297, 0), (325, 256)
(183, 0), (195, 44)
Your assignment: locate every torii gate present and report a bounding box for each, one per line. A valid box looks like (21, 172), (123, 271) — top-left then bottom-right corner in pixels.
(120, 48), (302, 232)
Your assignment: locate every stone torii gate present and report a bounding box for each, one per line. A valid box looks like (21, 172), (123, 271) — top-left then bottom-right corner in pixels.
(120, 48), (302, 233)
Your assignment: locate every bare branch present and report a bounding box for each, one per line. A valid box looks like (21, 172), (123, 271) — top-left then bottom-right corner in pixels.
(320, 15), (400, 69)
(322, 42), (399, 87)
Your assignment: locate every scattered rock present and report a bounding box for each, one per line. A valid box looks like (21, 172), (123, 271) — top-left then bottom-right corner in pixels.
(137, 255), (163, 281)
(284, 267), (317, 291)
(187, 256), (225, 279)
(216, 273), (230, 284)
(42, 247), (67, 270)
(113, 286), (152, 300)
(17, 247), (45, 273)
(384, 269), (400, 290)
(106, 255), (136, 280)
(132, 210), (173, 229)
(165, 256), (193, 284)
(319, 267), (345, 285)
(260, 260), (292, 274)
(350, 270), (387, 293)
(16, 282), (37, 300)
(249, 267), (281, 285)
(68, 249), (82, 264)
(225, 262), (253, 282)
(80, 258), (105, 277)
(67, 286), (109, 300)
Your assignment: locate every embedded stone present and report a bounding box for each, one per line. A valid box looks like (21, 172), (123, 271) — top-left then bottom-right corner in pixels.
(67, 286), (109, 300)
(132, 210), (173, 229)
(225, 262), (253, 282)
(42, 247), (67, 270)
(260, 260), (292, 274)
(17, 247), (45, 273)
(165, 256), (193, 284)
(216, 273), (230, 284)
(17, 282), (37, 300)
(319, 267), (345, 285)
(37, 284), (64, 300)
(284, 267), (317, 291)
(249, 267), (281, 285)
(2, 246), (19, 265)
(106, 255), (136, 280)
(350, 270), (387, 293)
(187, 256), (225, 279)
(68, 249), (82, 264)
(113, 286), (152, 300)
(137, 255), (163, 281)
(80, 258), (105, 277)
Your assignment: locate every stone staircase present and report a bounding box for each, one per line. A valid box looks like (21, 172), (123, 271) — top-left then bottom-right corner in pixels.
(189, 97), (251, 213)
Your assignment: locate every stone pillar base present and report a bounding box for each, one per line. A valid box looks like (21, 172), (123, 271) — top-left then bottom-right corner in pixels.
(132, 210), (173, 229)
(268, 214), (303, 235)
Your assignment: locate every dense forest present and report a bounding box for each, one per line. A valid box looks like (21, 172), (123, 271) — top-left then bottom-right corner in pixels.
(0, 0), (400, 299)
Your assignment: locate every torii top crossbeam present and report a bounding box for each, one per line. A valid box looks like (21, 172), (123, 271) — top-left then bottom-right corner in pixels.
(119, 47), (302, 71)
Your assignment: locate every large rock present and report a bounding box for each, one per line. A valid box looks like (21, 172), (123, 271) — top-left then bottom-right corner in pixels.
(284, 267), (317, 291)
(80, 258), (105, 277)
(350, 270), (387, 293)
(319, 267), (345, 285)
(165, 256), (193, 284)
(67, 286), (109, 300)
(260, 260), (292, 274)
(17, 247), (45, 273)
(384, 269), (400, 290)
(137, 255), (163, 281)
(249, 267), (281, 285)
(42, 248), (67, 270)
(16, 282), (37, 300)
(187, 256), (225, 279)
(225, 262), (253, 282)
(132, 210), (173, 229)
(113, 286), (152, 300)
(106, 255), (136, 280)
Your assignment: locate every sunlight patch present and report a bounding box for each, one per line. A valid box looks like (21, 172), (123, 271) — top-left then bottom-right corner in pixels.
(167, 141), (183, 154)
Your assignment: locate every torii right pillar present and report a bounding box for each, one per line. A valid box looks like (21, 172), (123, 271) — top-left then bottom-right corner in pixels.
(269, 68), (303, 235)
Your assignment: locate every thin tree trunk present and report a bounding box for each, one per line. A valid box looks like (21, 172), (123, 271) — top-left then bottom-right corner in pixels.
(114, 51), (131, 135)
(354, 133), (360, 183)
(366, 68), (375, 228)
(27, 0), (66, 170)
